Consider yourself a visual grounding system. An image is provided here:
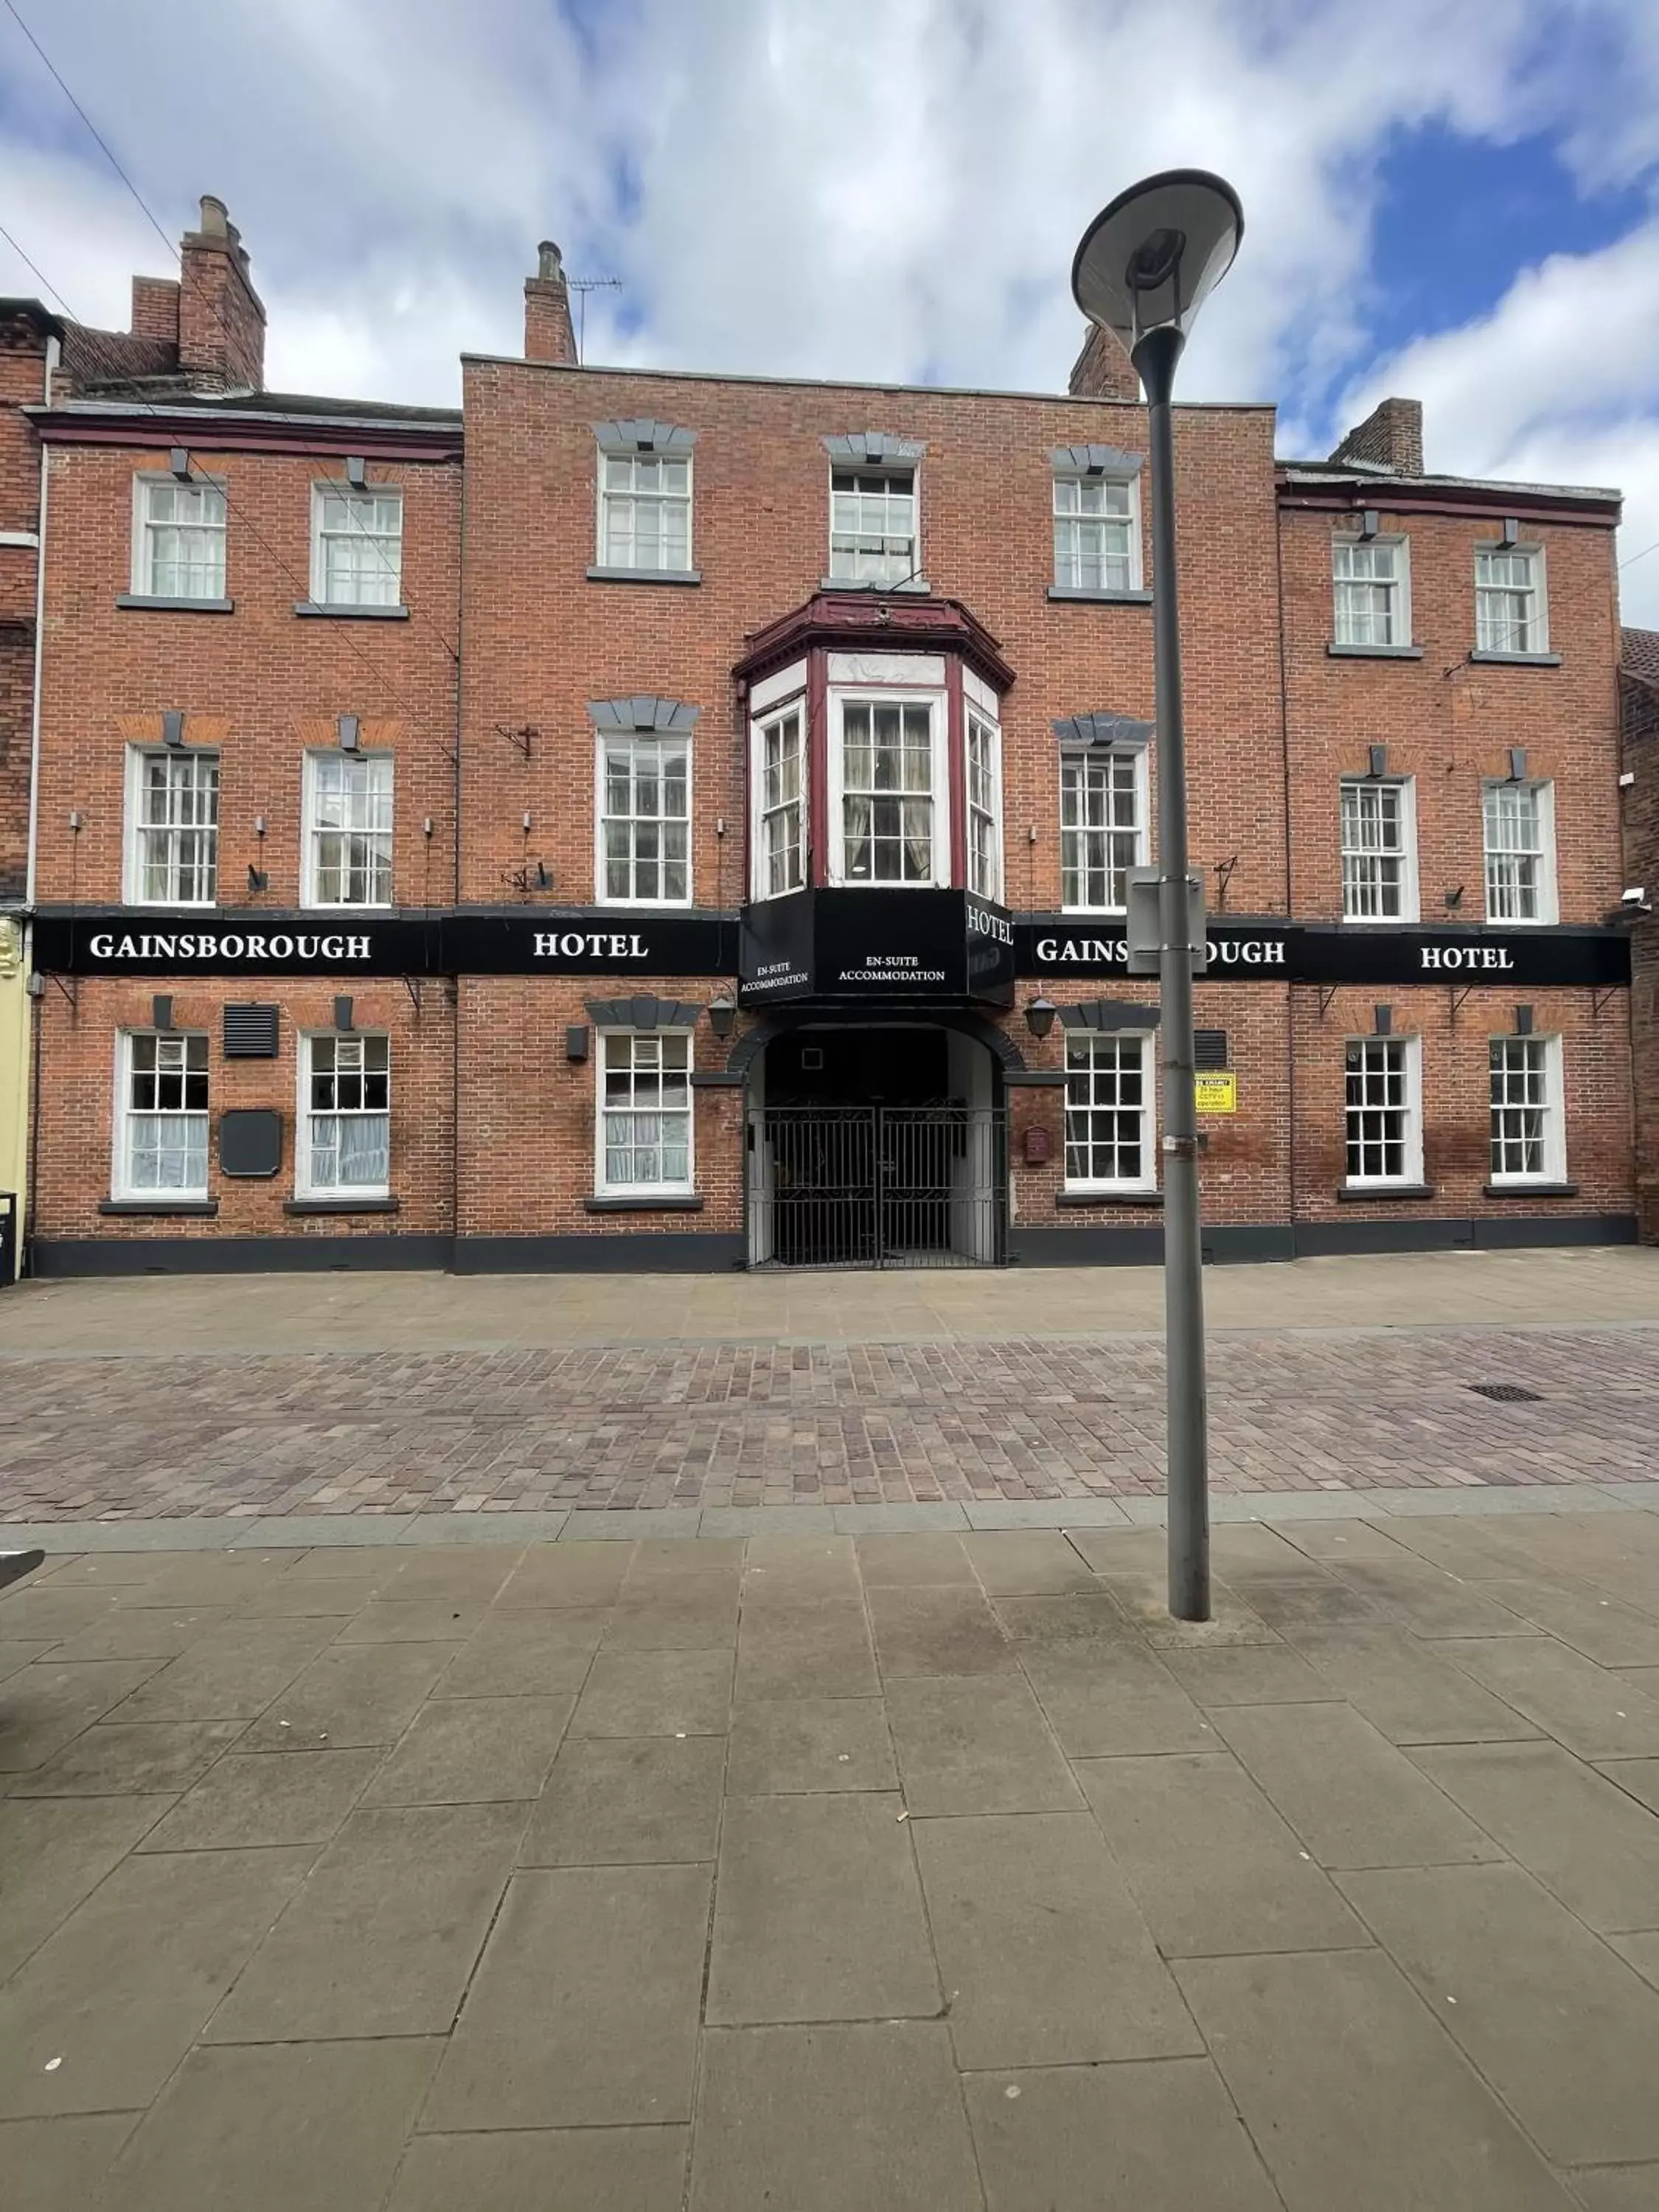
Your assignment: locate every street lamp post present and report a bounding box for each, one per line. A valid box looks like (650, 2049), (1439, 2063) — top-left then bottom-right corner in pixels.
(1071, 172), (1244, 1621)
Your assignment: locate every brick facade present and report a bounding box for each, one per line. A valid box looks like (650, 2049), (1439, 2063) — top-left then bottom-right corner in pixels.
(1621, 642), (1659, 1240)
(0, 213), (1640, 1274)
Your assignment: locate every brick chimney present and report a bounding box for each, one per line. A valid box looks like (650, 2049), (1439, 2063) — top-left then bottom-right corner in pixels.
(130, 274), (181, 347)
(524, 240), (577, 364)
(1329, 397), (1423, 477)
(1068, 324), (1140, 403)
(178, 195), (265, 392)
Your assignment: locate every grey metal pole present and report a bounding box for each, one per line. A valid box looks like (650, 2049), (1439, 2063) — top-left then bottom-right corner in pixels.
(1134, 324), (1211, 1622)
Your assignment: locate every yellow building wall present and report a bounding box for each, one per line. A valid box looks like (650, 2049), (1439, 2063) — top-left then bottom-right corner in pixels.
(0, 919), (28, 1279)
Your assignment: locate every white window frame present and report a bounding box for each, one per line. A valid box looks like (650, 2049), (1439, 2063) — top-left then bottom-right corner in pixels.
(111, 1029), (209, 1201)
(965, 705), (1004, 902)
(1060, 745), (1150, 914)
(131, 473), (227, 600)
(1488, 1034), (1565, 1187)
(309, 484), (403, 607)
(1340, 776), (1419, 923)
(1475, 542), (1548, 655)
(1332, 533), (1411, 648)
(828, 465), (919, 588)
(1343, 1034), (1424, 1190)
(302, 749), (394, 910)
(750, 697), (808, 902)
(827, 689), (949, 888)
(1064, 1030), (1157, 1194)
(596, 733), (692, 907)
(595, 449), (694, 573)
(296, 1032), (392, 1200)
(123, 745), (220, 907)
(1052, 468), (1142, 593)
(595, 1029), (695, 1197)
(1482, 779), (1557, 925)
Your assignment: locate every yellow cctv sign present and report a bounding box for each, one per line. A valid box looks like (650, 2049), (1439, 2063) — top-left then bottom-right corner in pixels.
(1194, 1071), (1237, 1114)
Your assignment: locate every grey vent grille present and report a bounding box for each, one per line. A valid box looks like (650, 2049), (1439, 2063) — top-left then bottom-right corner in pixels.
(1194, 1029), (1228, 1071)
(1466, 1383), (1543, 1404)
(223, 1004), (279, 1058)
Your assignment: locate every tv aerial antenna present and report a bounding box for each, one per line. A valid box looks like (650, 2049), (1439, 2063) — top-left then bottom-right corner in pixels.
(568, 276), (622, 363)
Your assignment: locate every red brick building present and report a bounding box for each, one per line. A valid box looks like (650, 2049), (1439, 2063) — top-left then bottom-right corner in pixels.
(1621, 626), (1659, 1242)
(3, 205), (1638, 1273)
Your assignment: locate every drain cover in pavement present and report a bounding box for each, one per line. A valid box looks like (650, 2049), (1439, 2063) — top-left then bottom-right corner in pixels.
(1466, 1382), (1544, 1403)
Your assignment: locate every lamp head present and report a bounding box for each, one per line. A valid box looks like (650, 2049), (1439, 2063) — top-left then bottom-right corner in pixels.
(1071, 170), (1242, 389)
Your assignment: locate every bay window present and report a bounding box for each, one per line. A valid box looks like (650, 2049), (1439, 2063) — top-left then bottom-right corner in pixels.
(966, 709), (1003, 900)
(832, 697), (942, 885)
(754, 703), (807, 899)
(598, 1031), (693, 1194)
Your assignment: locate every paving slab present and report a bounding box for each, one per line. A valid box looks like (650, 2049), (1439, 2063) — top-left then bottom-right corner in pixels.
(602, 1584), (740, 1650)
(689, 2023), (983, 2212)
(699, 1505), (837, 1534)
(361, 1694), (571, 1804)
(706, 1790), (939, 2024)
(990, 1588), (1140, 1649)
(0, 1846), (315, 2117)
(1213, 1567), (1385, 1632)
(420, 1864), (710, 2129)
(1338, 1862), (1659, 2166)
(1270, 1519), (1413, 1564)
(571, 1649), (732, 1736)
(108, 1618), (341, 1725)
(732, 1595), (880, 1700)
(1020, 1641), (1217, 1758)
(519, 1734), (725, 1864)
(962, 1497), (1133, 1528)
(964, 1531), (1099, 1594)
(0, 1641), (56, 1684)
(435, 1606), (605, 1696)
(1326, 1555), (1553, 1638)
(1598, 1758), (1659, 1816)
(1610, 1931), (1659, 1992)
(333, 1598), (487, 1644)
(135, 1554), (307, 1608)
(1077, 1750), (1368, 1956)
(1175, 1947), (1577, 2212)
(0, 1521), (236, 1553)
(1112, 1576), (1281, 1648)
(832, 1503), (970, 1532)
(0, 1658), (168, 1767)
(1288, 1619), (1543, 1744)
(1480, 1577), (1659, 1667)
(1438, 1636), (1659, 1759)
(384, 2127), (689, 2212)
(1211, 1701), (1500, 1868)
(47, 1605), (232, 1662)
(624, 1537), (746, 1582)
(495, 1543), (633, 1607)
(561, 1509), (703, 1540)
(1563, 2169), (1659, 2211)
(0, 2115), (135, 2212)
(204, 1802), (524, 2041)
(238, 1639), (454, 1750)
(740, 1534), (860, 1598)
(912, 1810), (1197, 2067)
(137, 1749), (381, 1851)
(725, 1697), (897, 1795)
(885, 1672), (1080, 1815)
(90, 2038), (442, 2212)
(0, 1796), (175, 1983)
(1160, 1641), (1339, 1706)
(7, 1719), (244, 1798)
(854, 1532), (975, 1585)
(962, 2056), (1284, 2212)
(1406, 1742), (1659, 1933)
(866, 1582), (1016, 1677)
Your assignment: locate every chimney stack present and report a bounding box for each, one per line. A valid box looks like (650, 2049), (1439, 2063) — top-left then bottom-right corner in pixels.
(1067, 324), (1140, 403)
(178, 194), (265, 392)
(524, 240), (578, 365)
(1329, 397), (1424, 478)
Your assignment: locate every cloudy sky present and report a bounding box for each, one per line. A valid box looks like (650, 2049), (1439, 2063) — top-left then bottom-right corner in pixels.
(4, 0), (1659, 617)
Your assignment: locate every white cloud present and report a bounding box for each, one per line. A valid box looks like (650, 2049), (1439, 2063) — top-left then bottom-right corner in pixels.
(1, 0), (1657, 613)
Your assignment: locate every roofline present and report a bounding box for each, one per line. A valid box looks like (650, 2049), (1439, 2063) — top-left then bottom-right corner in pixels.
(25, 400), (463, 464)
(460, 351), (1277, 414)
(0, 296), (66, 341)
(1277, 462), (1621, 509)
(30, 397), (462, 431)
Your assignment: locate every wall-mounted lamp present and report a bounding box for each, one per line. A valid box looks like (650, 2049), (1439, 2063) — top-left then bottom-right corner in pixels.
(1500, 516), (1520, 549)
(151, 993), (175, 1032)
(247, 863), (268, 892)
(26, 972), (45, 999)
(714, 816), (726, 838)
(1515, 1004), (1534, 1036)
(1024, 994), (1057, 1040)
(338, 714), (361, 753)
(169, 447), (191, 481)
(68, 810), (83, 831)
(346, 455), (368, 490)
(333, 995), (355, 1033)
(1508, 746), (1527, 783)
(706, 992), (737, 1041)
(422, 817), (434, 838)
(161, 710), (185, 749)
(254, 815), (267, 838)
(1367, 744), (1388, 779)
(1444, 886), (1463, 911)
(534, 860), (552, 890)
(1373, 1004), (1393, 1037)
(1359, 508), (1380, 541)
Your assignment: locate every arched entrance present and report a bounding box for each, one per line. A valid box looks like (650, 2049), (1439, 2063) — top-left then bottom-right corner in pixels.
(737, 1012), (1012, 1269)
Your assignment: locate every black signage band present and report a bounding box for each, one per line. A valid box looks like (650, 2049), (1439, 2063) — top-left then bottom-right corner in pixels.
(29, 908), (1631, 991)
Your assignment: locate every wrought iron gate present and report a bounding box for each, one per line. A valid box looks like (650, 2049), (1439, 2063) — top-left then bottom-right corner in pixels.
(746, 1105), (1008, 1270)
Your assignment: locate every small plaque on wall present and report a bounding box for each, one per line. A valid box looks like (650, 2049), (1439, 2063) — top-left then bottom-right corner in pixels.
(220, 1108), (283, 1178)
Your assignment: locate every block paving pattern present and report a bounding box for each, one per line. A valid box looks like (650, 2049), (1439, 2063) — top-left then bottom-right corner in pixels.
(0, 1324), (1655, 1520)
(4, 1512), (1659, 2208)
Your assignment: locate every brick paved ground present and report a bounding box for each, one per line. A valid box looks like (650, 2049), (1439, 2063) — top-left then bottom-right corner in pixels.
(5, 1514), (1659, 2208)
(0, 1321), (1655, 1520)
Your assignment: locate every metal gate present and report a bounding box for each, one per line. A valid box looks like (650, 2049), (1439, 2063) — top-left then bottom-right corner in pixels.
(746, 1106), (1008, 1270)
